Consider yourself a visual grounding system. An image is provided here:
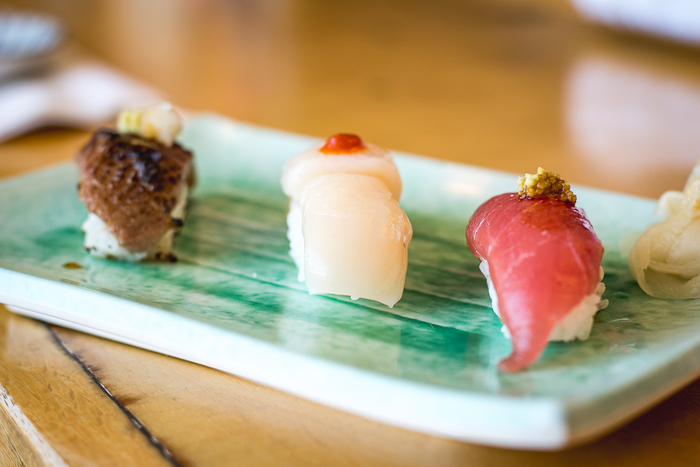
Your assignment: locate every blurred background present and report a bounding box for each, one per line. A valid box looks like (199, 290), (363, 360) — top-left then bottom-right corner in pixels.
(2, 0), (700, 198)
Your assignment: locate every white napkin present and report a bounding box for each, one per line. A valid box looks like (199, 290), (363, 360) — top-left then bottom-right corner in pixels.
(571, 0), (700, 45)
(0, 54), (161, 142)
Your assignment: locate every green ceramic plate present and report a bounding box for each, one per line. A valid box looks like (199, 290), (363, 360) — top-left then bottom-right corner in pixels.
(1, 115), (698, 450)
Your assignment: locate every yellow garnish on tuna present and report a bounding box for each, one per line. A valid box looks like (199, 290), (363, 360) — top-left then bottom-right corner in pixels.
(517, 167), (577, 206)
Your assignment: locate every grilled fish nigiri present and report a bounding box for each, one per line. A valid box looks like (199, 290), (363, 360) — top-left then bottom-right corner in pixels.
(77, 104), (195, 262)
(466, 168), (607, 372)
(281, 133), (412, 307)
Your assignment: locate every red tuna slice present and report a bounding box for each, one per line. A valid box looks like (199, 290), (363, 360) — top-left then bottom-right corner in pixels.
(466, 193), (604, 372)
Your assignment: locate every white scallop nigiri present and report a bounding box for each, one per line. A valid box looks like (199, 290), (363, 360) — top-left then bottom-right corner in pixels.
(281, 133), (412, 307)
(281, 133), (402, 202)
(300, 173), (412, 307)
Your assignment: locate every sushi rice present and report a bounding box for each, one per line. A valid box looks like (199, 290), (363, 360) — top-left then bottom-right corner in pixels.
(286, 200), (305, 281)
(479, 261), (608, 341)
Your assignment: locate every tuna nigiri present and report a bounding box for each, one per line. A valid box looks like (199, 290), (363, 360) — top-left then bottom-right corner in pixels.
(281, 133), (412, 307)
(466, 168), (607, 372)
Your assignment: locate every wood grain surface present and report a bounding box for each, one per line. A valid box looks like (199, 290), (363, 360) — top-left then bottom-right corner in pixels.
(3, 0), (700, 465)
(0, 310), (173, 466)
(4, 304), (700, 467)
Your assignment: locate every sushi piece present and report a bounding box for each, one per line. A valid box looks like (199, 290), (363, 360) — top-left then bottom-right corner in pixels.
(629, 159), (700, 298)
(77, 104), (194, 262)
(281, 133), (412, 307)
(466, 168), (607, 372)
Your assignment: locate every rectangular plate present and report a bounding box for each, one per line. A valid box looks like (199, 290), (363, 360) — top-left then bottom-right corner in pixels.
(1, 115), (698, 450)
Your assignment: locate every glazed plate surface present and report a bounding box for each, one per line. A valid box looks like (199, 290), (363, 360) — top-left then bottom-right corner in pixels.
(1, 115), (697, 450)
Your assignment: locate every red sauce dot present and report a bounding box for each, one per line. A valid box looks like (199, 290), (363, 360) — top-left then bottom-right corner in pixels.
(319, 134), (366, 154)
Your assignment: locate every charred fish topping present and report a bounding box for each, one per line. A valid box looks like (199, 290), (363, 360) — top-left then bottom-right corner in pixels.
(77, 129), (194, 253)
(517, 167), (577, 206)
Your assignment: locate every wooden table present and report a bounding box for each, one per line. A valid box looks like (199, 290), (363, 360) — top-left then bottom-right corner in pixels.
(3, 0), (700, 465)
